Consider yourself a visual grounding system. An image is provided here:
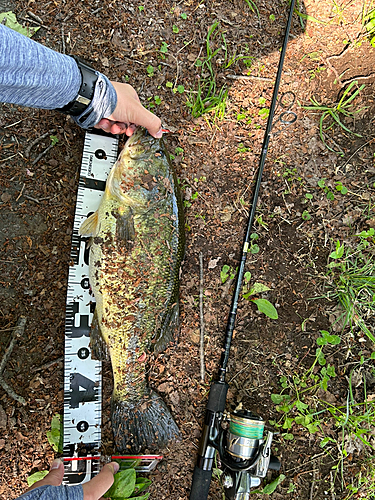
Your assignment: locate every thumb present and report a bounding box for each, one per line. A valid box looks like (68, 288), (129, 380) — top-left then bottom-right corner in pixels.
(26, 459), (65, 492)
(130, 101), (162, 138)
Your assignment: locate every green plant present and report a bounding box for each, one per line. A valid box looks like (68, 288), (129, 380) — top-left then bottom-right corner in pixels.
(325, 232), (375, 343)
(104, 460), (151, 499)
(244, 0), (260, 19)
(47, 414), (63, 453)
(221, 264), (236, 284)
(302, 210), (311, 221)
(302, 81), (366, 153)
(318, 178), (335, 200)
(186, 21), (228, 121)
(160, 42), (168, 54)
(220, 266), (278, 319)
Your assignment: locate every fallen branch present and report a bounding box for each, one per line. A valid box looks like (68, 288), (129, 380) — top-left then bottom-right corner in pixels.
(31, 356), (63, 372)
(25, 129), (56, 158)
(0, 317), (27, 405)
(199, 252), (205, 383)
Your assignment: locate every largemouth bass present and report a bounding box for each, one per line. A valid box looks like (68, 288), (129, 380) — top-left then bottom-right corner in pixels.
(79, 127), (185, 452)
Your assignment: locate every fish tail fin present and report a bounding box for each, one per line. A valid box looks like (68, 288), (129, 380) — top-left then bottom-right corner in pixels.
(111, 388), (179, 453)
(153, 301), (179, 354)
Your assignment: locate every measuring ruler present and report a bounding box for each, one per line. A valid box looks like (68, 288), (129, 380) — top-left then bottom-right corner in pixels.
(63, 130), (119, 484)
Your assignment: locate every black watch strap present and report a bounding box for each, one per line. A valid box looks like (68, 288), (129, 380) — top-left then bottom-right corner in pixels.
(57, 56), (98, 117)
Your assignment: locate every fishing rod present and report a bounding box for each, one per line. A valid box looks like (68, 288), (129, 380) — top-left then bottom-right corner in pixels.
(189, 2), (297, 499)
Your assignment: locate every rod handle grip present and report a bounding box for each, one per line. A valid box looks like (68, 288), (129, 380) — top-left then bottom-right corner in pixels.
(189, 466), (212, 500)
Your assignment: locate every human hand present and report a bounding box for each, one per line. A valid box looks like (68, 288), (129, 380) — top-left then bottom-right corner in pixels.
(95, 81), (162, 138)
(25, 458), (119, 499)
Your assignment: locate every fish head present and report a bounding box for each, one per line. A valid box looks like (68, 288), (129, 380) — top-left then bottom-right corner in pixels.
(106, 127), (171, 205)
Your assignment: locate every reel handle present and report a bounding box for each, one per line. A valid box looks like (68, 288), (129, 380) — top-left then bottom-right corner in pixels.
(190, 466), (213, 500)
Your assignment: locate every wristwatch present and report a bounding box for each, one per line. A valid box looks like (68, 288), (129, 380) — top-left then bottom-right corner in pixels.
(57, 56), (98, 117)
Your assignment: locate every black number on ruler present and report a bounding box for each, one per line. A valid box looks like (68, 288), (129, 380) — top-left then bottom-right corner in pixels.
(71, 312), (90, 338)
(95, 149), (107, 160)
(69, 373), (98, 408)
(77, 420), (89, 432)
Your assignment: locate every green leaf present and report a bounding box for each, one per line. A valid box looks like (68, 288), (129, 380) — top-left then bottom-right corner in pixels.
(330, 241), (344, 259)
(27, 470), (48, 486)
(283, 433), (294, 441)
(262, 474), (286, 493)
(244, 271), (251, 283)
(0, 11), (40, 37)
(134, 477), (152, 494)
(251, 298), (278, 319)
(221, 265), (230, 283)
(327, 334), (340, 345)
(306, 422), (319, 433)
(104, 469), (136, 498)
(47, 414), (63, 453)
(295, 400), (308, 411)
(282, 417), (294, 429)
(326, 365), (336, 377)
(271, 394), (284, 404)
(160, 42), (168, 54)
(131, 493), (150, 500)
(243, 282), (270, 298)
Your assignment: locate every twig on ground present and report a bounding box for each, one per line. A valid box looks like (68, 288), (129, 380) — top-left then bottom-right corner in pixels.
(25, 129), (56, 158)
(199, 252), (205, 383)
(32, 144), (54, 166)
(330, 471), (336, 500)
(31, 356), (63, 373)
(309, 460), (317, 500)
(0, 317), (27, 405)
(226, 74), (273, 82)
(15, 183), (25, 202)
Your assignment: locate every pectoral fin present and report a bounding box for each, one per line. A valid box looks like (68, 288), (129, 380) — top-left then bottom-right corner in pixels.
(90, 309), (110, 362)
(80, 211), (99, 237)
(116, 208), (135, 249)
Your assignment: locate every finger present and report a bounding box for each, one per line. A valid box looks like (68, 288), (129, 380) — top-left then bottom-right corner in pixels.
(131, 102), (162, 138)
(109, 122), (128, 135)
(82, 462), (119, 500)
(26, 459), (65, 492)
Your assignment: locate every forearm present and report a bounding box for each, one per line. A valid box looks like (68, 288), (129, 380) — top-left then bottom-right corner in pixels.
(0, 25), (117, 128)
(15, 483), (83, 500)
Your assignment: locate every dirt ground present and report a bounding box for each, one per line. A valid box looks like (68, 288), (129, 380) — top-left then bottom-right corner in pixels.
(1, 0), (375, 499)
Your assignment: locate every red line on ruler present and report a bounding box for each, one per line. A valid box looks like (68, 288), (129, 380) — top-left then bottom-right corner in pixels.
(63, 455), (163, 461)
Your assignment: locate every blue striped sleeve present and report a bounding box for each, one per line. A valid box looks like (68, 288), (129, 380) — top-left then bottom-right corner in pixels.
(0, 24), (117, 129)
(15, 484), (83, 500)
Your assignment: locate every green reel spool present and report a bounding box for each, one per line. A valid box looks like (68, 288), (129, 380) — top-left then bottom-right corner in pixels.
(229, 411), (264, 440)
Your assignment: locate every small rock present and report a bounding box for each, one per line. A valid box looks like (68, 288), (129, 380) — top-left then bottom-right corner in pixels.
(170, 391), (180, 406)
(208, 256), (221, 269)
(1, 192), (11, 203)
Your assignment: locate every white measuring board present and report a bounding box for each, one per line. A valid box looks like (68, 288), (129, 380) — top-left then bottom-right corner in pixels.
(63, 130), (119, 484)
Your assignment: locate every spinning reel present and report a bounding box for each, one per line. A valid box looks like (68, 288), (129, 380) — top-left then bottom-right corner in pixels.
(219, 410), (280, 500)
